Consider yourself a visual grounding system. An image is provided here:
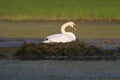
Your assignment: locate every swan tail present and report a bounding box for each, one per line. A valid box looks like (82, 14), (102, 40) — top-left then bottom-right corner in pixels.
(42, 40), (52, 43)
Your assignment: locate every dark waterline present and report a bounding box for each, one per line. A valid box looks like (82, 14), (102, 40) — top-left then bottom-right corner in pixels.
(0, 37), (120, 50)
(0, 37), (44, 47)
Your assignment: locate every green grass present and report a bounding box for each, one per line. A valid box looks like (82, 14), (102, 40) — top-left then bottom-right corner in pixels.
(0, 21), (120, 39)
(0, 0), (120, 20)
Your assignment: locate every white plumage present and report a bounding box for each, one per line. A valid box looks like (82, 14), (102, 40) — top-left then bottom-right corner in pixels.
(43, 22), (77, 43)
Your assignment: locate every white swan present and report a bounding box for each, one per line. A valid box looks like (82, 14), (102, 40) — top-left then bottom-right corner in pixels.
(43, 22), (77, 43)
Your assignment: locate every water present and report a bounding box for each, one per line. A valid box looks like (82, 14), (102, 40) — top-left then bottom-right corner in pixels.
(0, 21), (120, 49)
(0, 38), (43, 47)
(0, 60), (120, 80)
(0, 21), (120, 80)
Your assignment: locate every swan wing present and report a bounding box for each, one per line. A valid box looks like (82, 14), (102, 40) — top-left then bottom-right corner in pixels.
(47, 34), (63, 39)
(45, 34), (74, 43)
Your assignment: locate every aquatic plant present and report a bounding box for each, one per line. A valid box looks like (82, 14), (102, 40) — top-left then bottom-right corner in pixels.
(13, 40), (115, 60)
(0, 53), (6, 57)
(13, 42), (44, 60)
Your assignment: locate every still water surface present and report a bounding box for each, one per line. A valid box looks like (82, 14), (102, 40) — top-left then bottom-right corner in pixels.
(0, 60), (120, 80)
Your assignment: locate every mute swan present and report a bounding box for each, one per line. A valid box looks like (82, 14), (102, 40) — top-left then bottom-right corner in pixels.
(43, 22), (77, 43)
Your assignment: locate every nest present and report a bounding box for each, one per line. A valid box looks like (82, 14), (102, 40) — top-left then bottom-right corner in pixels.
(13, 40), (120, 60)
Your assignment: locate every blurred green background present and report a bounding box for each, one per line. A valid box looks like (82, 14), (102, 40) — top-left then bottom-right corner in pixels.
(0, 0), (120, 20)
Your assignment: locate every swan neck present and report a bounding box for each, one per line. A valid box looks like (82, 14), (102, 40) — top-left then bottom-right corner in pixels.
(61, 24), (68, 33)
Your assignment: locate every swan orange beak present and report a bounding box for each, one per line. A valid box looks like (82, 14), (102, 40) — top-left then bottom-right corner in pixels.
(73, 25), (77, 31)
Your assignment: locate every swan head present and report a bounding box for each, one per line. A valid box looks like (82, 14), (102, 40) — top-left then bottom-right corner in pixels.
(68, 22), (77, 30)
(72, 22), (77, 31)
(64, 22), (77, 31)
